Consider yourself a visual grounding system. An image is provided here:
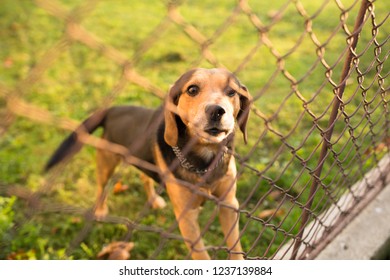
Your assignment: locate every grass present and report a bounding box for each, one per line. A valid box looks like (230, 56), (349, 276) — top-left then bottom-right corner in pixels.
(0, 0), (388, 259)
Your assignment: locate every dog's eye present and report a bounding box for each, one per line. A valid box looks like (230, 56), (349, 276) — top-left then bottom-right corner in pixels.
(186, 85), (200, 97)
(227, 89), (236, 97)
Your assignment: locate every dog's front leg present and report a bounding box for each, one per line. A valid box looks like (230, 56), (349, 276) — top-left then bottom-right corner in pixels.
(218, 194), (244, 260)
(215, 165), (244, 260)
(166, 182), (210, 260)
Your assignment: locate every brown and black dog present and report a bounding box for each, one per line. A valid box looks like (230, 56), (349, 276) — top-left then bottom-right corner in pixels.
(45, 68), (252, 259)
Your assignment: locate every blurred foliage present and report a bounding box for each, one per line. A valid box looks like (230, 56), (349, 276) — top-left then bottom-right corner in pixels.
(0, 0), (388, 259)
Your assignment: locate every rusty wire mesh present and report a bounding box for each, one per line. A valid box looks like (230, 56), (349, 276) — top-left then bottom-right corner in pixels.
(0, 0), (389, 260)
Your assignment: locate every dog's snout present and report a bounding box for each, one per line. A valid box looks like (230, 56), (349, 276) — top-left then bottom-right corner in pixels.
(206, 105), (226, 122)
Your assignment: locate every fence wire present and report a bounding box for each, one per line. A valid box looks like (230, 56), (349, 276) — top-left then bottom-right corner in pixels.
(0, 0), (389, 260)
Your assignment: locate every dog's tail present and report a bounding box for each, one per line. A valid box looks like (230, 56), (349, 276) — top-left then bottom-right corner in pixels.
(44, 109), (108, 171)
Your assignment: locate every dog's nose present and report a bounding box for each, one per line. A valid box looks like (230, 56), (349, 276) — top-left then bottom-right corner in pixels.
(206, 105), (226, 122)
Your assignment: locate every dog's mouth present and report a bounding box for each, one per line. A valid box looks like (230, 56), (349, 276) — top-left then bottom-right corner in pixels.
(192, 125), (232, 144)
(204, 127), (227, 136)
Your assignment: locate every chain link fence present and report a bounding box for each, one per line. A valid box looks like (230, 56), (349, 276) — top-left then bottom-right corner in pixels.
(0, 0), (389, 259)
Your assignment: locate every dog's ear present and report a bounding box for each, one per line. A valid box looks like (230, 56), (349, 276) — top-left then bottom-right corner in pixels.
(164, 84), (181, 147)
(236, 84), (252, 144)
(164, 69), (197, 147)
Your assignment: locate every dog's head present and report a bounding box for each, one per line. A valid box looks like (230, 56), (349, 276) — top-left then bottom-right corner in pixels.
(164, 68), (252, 147)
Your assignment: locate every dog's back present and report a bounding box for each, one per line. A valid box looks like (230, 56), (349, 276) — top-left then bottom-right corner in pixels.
(103, 106), (162, 160)
(45, 106), (162, 173)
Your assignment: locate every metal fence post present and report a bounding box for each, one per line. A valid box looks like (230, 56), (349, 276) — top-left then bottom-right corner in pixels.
(290, 0), (371, 260)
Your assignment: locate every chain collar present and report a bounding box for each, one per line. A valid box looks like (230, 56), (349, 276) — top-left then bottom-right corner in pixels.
(171, 146), (226, 174)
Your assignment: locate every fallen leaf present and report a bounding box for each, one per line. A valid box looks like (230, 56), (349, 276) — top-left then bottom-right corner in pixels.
(7, 250), (32, 260)
(3, 57), (13, 68)
(70, 216), (82, 224)
(258, 208), (285, 219)
(364, 137), (390, 156)
(268, 190), (283, 200)
(113, 181), (129, 194)
(97, 242), (135, 260)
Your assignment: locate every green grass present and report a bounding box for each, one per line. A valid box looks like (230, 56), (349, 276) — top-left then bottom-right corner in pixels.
(0, 0), (388, 259)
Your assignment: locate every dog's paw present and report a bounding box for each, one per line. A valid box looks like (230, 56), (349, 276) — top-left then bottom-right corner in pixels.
(150, 195), (167, 210)
(94, 206), (109, 220)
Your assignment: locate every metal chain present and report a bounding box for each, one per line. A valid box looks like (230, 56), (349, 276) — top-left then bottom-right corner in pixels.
(171, 146), (226, 174)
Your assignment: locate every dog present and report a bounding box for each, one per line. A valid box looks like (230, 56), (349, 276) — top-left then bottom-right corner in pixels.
(45, 68), (252, 260)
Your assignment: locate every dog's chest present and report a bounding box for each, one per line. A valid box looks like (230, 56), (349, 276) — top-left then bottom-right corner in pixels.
(174, 156), (230, 186)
